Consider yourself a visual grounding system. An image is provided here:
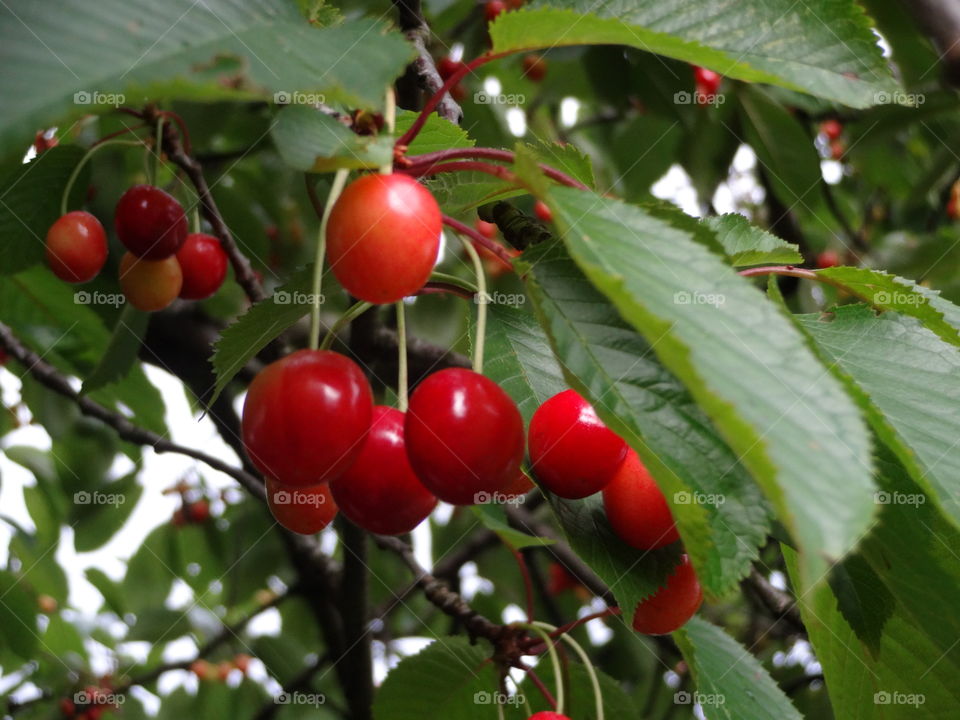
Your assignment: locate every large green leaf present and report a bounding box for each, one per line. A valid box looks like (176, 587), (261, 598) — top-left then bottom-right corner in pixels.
(675, 617), (803, 720)
(517, 241), (770, 600)
(703, 213), (801, 267)
(81, 304), (149, 394)
(492, 0), (899, 108)
(540, 185), (874, 590)
(797, 305), (960, 531)
(0, 570), (39, 661)
(271, 105), (393, 172)
(0, 0), (415, 154)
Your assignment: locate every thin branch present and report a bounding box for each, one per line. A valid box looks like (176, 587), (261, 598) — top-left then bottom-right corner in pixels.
(741, 568), (805, 633)
(403, 147), (589, 190)
(338, 520), (374, 720)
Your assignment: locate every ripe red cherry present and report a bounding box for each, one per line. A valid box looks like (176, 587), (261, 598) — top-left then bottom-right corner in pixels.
(330, 406), (437, 535)
(816, 249), (840, 268)
(242, 349), (373, 486)
(602, 449), (679, 549)
(266, 477), (337, 534)
(692, 66), (721, 95)
(485, 0), (506, 22)
(528, 714), (571, 720)
(186, 499), (210, 523)
(521, 54), (547, 83)
(405, 368), (524, 505)
(119, 252), (183, 312)
(821, 119), (843, 141)
(45, 211), (108, 283)
(533, 200), (552, 223)
(632, 554), (703, 634)
(529, 389), (627, 499)
(115, 184), (188, 259)
(437, 56), (466, 80)
(176, 233), (228, 299)
(326, 173), (441, 304)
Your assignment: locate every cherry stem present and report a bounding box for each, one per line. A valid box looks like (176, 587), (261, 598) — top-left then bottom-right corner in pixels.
(381, 87), (397, 175)
(417, 282), (475, 299)
(442, 214), (515, 269)
(310, 169), (350, 350)
(403, 159), (517, 184)
(533, 621), (604, 720)
(90, 123), (148, 147)
(523, 666), (558, 710)
(151, 115), (164, 185)
(738, 265), (818, 281)
(428, 270), (478, 293)
(547, 607), (621, 640)
(396, 301), (409, 412)
(319, 300), (374, 351)
(511, 548), (536, 623)
(191, 207), (201, 234)
(459, 235), (487, 373)
(60, 139), (145, 216)
(395, 52), (510, 149)
(404, 147), (589, 190)
(157, 110), (193, 156)
(517, 623), (565, 715)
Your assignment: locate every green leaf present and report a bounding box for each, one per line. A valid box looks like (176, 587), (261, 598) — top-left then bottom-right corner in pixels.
(797, 306), (960, 531)
(85, 567), (127, 616)
(470, 504), (554, 549)
(0, 146), (86, 275)
(271, 105), (393, 172)
(540, 185), (875, 590)
(122, 523), (176, 615)
(523, 141), (596, 189)
(82, 304), (149, 394)
(0, 570), (39, 660)
(0, 2), (416, 154)
(491, 1), (898, 108)
(127, 607), (192, 642)
(675, 617), (803, 720)
(396, 111), (475, 156)
(518, 241), (770, 599)
(72, 471), (143, 552)
(210, 265), (314, 405)
(703, 214), (802, 267)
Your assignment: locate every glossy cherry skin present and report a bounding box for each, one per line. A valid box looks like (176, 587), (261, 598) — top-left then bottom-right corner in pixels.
(405, 368), (524, 505)
(527, 713), (571, 720)
(529, 389), (628, 499)
(326, 173), (441, 304)
(330, 406), (437, 535)
(119, 252), (183, 312)
(603, 449), (680, 549)
(266, 477), (338, 534)
(45, 211), (108, 283)
(176, 232), (228, 299)
(816, 249), (840, 269)
(521, 54), (547, 83)
(632, 554), (703, 634)
(115, 185), (188, 259)
(533, 200), (553, 223)
(692, 66), (721, 94)
(485, 0), (506, 22)
(242, 349), (373, 487)
(821, 119), (843, 141)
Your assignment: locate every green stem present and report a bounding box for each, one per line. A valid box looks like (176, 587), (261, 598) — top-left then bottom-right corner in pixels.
(309, 169), (350, 350)
(151, 115), (164, 185)
(319, 301), (374, 351)
(518, 623), (565, 715)
(60, 139), (144, 216)
(191, 206), (201, 234)
(533, 621), (603, 720)
(428, 271), (478, 293)
(459, 236), (487, 373)
(380, 87), (396, 175)
(396, 301), (408, 412)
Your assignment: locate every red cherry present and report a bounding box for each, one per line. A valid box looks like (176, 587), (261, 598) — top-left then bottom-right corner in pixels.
(527, 713), (571, 720)
(190, 659), (213, 680)
(45, 211), (108, 283)
(119, 251), (183, 312)
(475, 218), (498, 239)
(485, 0), (507, 22)
(187, 499), (210, 523)
(266, 476), (338, 534)
(816, 249), (840, 269)
(533, 200), (552, 223)
(632, 554), (703, 634)
(821, 119), (843, 141)
(949, 196), (959, 220)
(521, 54), (547, 83)
(59, 698), (75, 717)
(405, 368), (524, 505)
(529, 390), (627, 499)
(437, 57), (466, 81)
(326, 173), (441, 304)
(330, 406), (437, 535)
(233, 654), (252, 674)
(692, 66), (721, 95)
(242, 349), (373, 486)
(176, 233), (228, 300)
(602, 449), (679, 549)
(547, 562), (580, 596)
(115, 184), (188, 259)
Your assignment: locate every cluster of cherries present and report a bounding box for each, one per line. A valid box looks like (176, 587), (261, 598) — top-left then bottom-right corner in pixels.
(190, 654), (252, 682)
(44, 184), (228, 311)
(58, 682), (116, 720)
(821, 118), (845, 161)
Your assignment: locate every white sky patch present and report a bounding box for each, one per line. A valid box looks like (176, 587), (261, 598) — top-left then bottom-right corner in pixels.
(821, 159), (843, 185)
(506, 108), (527, 137)
(449, 42), (465, 63)
(560, 97), (580, 128)
(652, 164), (701, 216)
(483, 76), (502, 97)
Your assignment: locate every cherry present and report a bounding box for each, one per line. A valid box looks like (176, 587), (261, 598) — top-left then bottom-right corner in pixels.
(949, 196), (959, 220)
(533, 200), (552, 223)
(176, 233), (228, 299)
(233, 654), (252, 674)
(330, 406), (437, 535)
(266, 476), (338, 534)
(529, 389), (627, 499)
(405, 368), (525, 505)
(45, 211), (108, 283)
(37, 594), (58, 614)
(602, 449), (679, 549)
(186, 499), (210, 523)
(692, 66), (721, 104)
(190, 659), (213, 681)
(816, 249), (840, 269)
(242, 349), (373, 486)
(485, 0), (506, 22)
(115, 184), (188, 259)
(501, 469), (535, 498)
(59, 699), (76, 717)
(475, 218), (498, 239)
(821, 118), (843, 141)
(547, 562), (581, 596)
(527, 714), (571, 720)
(438, 56), (467, 80)
(521, 54), (547, 83)
(119, 251), (183, 312)
(632, 554), (703, 634)
(326, 173), (441, 304)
